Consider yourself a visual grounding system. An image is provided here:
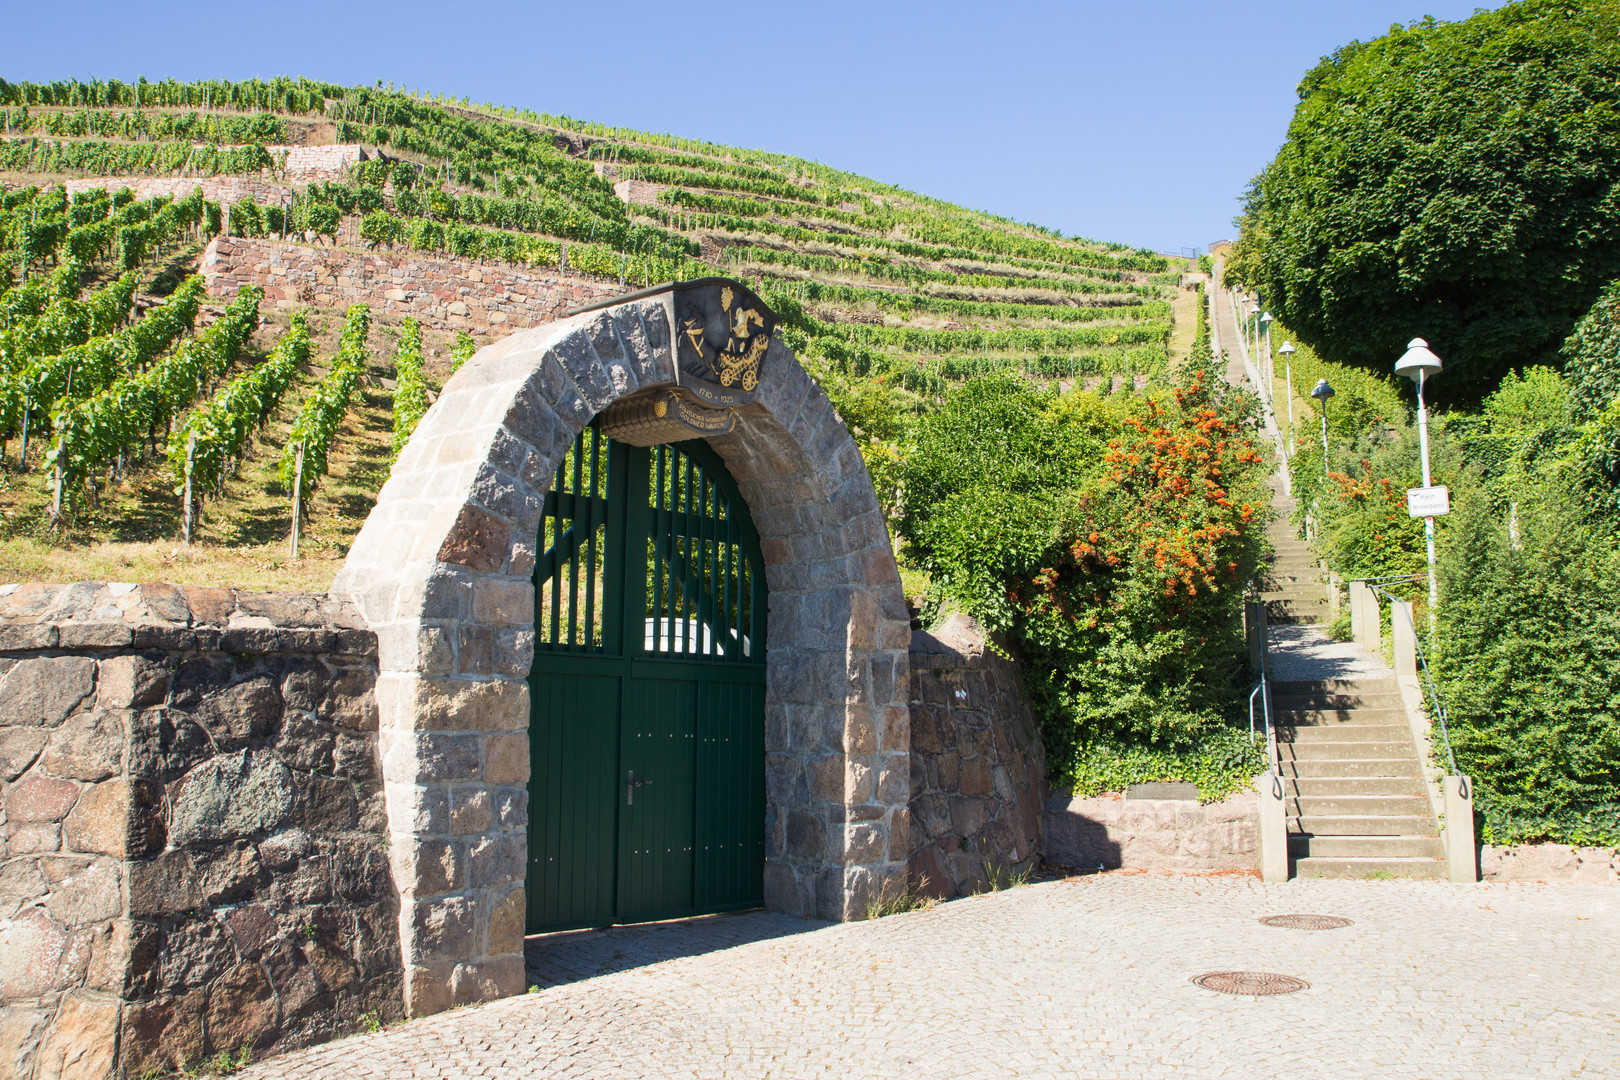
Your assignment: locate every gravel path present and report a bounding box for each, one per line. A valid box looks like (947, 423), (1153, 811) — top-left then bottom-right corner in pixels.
(238, 872), (1619, 1079)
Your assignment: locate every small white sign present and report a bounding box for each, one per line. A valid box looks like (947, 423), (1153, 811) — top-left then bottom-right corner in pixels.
(1407, 485), (1451, 517)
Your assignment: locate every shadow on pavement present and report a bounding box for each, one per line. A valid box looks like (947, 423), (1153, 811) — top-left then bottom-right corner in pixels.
(524, 910), (830, 990)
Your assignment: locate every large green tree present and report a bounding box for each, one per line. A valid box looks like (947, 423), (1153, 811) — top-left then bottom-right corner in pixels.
(1230, 0), (1620, 401)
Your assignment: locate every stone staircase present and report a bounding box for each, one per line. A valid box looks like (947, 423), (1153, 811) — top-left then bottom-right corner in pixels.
(1274, 677), (1447, 879)
(1259, 490), (1446, 880)
(1260, 533), (1330, 626)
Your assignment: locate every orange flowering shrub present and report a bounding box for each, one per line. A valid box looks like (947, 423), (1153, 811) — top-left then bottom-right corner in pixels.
(902, 365), (1272, 797)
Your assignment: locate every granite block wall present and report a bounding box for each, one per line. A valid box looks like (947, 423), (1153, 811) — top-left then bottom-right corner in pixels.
(907, 614), (1046, 899)
(0, 583), (397, 1080)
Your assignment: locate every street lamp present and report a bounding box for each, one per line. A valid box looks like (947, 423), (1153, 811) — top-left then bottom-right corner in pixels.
(1395, 337), (1444, 641)
(1309, 378), (1334, 478)
(1279, 341), (1296, 453)
(1260, 312), (1274, 400)
(1245, 301), (1260, 377)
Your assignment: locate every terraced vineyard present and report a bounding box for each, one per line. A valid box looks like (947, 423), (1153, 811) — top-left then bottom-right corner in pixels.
(0, 76), (1189, 585)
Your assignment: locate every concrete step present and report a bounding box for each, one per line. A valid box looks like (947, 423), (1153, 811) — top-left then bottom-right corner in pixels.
(1287, 776), (1428, 797)
(1281, 724), (1412, 744)
(1290, 814), (1438, 836)
(1289, 834), (1444, 859)
(1268, 611), (1325, 625)
(1294, 856), (1447, 880)
(1273, 693), (1406, 712)
(1261, 591), (1328, 604)
(1273, 679), (1401, 696)
(1282, 743), (1419, 764)
(1276, 707), (1409, 727)
(1283, 758), (1422, 779)
(1291, 794), (1433, 816)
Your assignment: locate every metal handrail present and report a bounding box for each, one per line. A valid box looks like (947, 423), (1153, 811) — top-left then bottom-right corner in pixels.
(1247, 605), (1279, 782)
(1352, 574), (1460, 777)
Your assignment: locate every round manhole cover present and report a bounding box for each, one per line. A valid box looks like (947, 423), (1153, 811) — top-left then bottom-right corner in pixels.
(1191, 971), (1310, 995)
(1258, 914), (1354, 930)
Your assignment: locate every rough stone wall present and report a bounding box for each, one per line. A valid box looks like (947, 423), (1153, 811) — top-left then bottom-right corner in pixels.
(202, 236), (621, 336)
(1044, 790), (1259, 872)
(906, 614), (1045, 899)
(1480, 844), (1618, 883)
(58, 175), (294, 207)
(267, 144), (367, 178)
(0, 583), (396, 1080)
(332, 288), (909, 1017)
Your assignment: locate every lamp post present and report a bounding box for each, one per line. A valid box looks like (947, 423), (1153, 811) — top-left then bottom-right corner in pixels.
(1395, 338), (1444, 642)
(1279, 341), (1296, 453)
(1260, 312), (1274, 401)
(1245, 301), (1259, 384)
(1309, 378), (1334, 478)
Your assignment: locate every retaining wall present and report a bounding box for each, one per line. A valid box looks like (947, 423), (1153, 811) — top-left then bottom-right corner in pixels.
(201, 236), (621, 336)
(906, 614), (1045, 898)
(0, 583), (395, 1080)
(1044, 790), (1259, 872)
(1480, 844), (1618, 883)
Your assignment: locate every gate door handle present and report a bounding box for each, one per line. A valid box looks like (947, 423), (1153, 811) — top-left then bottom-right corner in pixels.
(627, 770), (654, 805)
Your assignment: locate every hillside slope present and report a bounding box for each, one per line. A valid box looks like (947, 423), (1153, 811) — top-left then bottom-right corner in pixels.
(0, 77), (1188, 588)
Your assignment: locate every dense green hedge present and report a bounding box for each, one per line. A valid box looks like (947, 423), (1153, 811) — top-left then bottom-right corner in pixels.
(1229, 0), (1620, 401)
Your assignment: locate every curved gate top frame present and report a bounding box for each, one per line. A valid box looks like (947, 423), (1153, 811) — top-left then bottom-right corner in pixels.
(333, 279), (911, 1018)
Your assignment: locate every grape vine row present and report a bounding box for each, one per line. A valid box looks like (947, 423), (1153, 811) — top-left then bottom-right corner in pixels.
(390, 317), (426, 453)
(169, 312), (310, 501)
(280, 304), (369, 505)
(46, 284), (260, 494)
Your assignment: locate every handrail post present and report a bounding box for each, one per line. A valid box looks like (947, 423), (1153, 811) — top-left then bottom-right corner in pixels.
(1348, 580), (1368, 644)
(1443, 775), (1477, 883)
(1259, 769), (1289, 883)
(1390, 599), (1417, 680)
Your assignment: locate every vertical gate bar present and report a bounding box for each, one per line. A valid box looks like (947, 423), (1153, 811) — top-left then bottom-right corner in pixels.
(708, 475), (719, 658)
(699, 470), (712, 657)
(567, 433), (584, 648)
(719, 488), (731, 661)
(673, 452), (687, 654)
(654, 445), (666, 653)
(730, 503), (741, 658)
(684, 454), (697, 654)
(584, 427), (600, 650)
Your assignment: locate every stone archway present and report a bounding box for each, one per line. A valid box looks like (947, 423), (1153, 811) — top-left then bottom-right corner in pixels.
(333, 282), (911, 1016)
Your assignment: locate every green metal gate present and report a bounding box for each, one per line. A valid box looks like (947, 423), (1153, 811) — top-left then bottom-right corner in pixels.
(526, 427), (768, 933)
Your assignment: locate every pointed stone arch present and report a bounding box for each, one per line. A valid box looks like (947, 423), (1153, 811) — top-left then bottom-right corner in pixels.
(333, 282), (910, 1016)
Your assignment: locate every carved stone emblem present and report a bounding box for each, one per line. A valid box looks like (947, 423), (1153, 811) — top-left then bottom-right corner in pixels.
(673, 278), (777, 408)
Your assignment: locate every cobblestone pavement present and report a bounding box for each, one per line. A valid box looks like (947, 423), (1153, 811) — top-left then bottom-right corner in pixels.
(239, 872), (1619, 1079)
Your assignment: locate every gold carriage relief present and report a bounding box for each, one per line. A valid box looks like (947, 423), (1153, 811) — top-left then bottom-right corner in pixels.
(672, 278), (778, 409)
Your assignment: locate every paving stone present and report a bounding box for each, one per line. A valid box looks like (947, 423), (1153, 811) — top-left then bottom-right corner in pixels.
(235, 874), (1620, 1080)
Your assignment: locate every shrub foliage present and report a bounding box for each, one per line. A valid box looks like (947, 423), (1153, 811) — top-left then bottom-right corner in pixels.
(899, 358), (1270, 799)
(1229, 0), (1620, 400)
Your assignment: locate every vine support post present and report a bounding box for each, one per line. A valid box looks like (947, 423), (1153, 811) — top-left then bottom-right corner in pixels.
(182, 430), (196, 545)
(18, 408), (28, 471)
(289, 441), (305, 560)
(50, 438), (64, 525)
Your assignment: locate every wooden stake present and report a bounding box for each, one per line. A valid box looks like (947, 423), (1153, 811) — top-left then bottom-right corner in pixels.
(182, 431), (196, 544)
(50, 440), (64, 524)
(289, 441), (305, 559)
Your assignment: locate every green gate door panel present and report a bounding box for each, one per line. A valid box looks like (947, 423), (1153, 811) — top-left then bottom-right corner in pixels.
(527, 430), (767, 935)
(616, 675), (698, 924)
(694, 678), (767, 912)
(526, 668), (620, 932)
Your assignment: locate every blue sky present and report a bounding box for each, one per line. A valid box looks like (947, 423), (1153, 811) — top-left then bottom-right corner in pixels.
(2, 0), (1504, 252)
